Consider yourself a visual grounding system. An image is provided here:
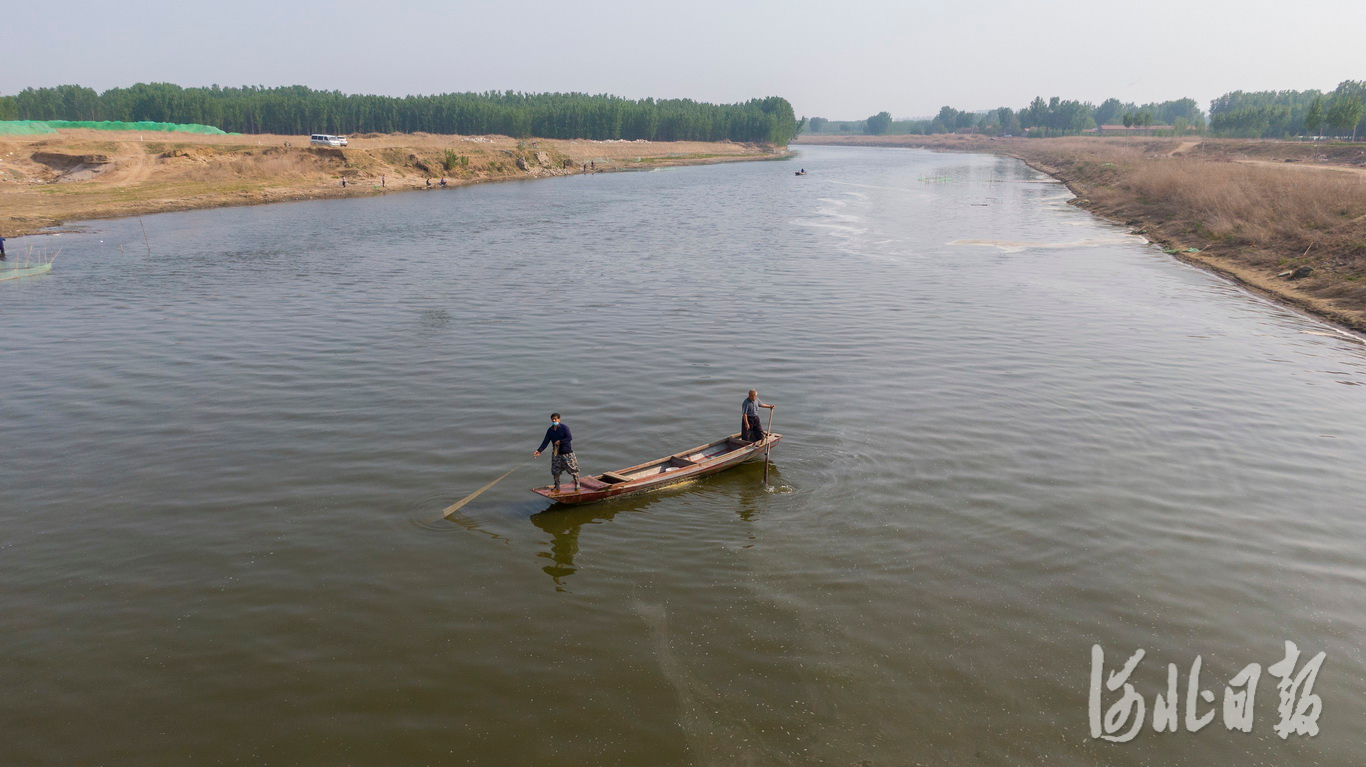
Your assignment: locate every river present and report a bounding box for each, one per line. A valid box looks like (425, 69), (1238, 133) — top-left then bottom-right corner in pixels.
(4, 145), (1366, 765)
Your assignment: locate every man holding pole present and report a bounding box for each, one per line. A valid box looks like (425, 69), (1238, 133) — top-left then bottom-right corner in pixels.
(741, 389), (775, 443)
(534, 413), (579, 493)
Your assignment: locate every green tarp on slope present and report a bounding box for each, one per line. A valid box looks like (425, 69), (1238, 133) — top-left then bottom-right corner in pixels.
(0, 120), (234, 135)
(0, 121), (58, 135)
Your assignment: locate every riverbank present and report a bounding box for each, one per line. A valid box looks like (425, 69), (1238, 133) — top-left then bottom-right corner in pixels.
(0, 130), (788, 238)
(795, 134), (1366, 334)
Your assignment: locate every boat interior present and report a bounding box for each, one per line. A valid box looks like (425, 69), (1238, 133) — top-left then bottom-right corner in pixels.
(594, 434), (769, 484)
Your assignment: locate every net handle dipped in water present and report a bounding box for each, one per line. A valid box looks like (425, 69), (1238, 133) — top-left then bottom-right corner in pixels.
(443, 459), (532, 518)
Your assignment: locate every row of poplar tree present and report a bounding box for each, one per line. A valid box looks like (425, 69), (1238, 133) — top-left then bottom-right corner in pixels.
(807, 80), (1366, 140)
(0, 83), (806, 145)
(1209, 82), (1366, 139)
(811, 97), (1207, 137)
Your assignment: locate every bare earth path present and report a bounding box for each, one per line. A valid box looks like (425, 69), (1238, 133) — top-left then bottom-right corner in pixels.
(1235, 158), (1366, 177)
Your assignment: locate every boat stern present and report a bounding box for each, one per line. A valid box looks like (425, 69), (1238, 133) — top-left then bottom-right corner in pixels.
(741, 432), (781, 461)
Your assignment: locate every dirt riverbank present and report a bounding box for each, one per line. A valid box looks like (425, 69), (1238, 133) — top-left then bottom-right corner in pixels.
(0, 130), (788, 238)
(795, 134), (1366, 334)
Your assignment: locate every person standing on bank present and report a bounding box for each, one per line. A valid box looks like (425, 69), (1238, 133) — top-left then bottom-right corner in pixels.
(741, 389), (775, 442)
(534, 413), (579, 492)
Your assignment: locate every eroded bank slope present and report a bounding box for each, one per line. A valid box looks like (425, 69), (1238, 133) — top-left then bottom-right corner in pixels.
(1, 130), (788, 238)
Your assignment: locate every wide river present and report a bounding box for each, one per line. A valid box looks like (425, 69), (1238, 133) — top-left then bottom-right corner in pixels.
(4, 145), (1366, 765)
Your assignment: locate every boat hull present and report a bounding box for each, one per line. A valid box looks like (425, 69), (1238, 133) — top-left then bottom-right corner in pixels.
(532, 432), (781, 505)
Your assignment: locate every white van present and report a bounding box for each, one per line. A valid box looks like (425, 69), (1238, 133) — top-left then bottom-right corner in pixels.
(309, 134), (348, 147)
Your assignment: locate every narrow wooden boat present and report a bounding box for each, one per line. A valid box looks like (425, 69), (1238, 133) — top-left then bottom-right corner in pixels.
(0, 263), (53, 281)
(532, 432), (782, 505)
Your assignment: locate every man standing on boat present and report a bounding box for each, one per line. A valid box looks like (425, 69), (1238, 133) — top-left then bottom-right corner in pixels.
(741, 389), (775, 442)
(534, 413), (579, 493)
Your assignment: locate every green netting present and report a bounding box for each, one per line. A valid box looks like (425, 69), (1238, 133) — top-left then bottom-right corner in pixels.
(0, 120), (234, 135)
(0, 121), (58, 135)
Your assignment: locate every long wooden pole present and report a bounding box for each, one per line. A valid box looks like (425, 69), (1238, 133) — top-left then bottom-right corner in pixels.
(763, 407), (775, 485)
(138, 218), (152, 257)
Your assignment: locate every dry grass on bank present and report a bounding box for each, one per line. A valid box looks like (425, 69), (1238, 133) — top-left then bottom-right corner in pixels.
(1124, 160), (1365, 255)
(1131, 160), (1366, 306)
(1025, 138), (1366, 251)
(1022, 138), (1366, 306)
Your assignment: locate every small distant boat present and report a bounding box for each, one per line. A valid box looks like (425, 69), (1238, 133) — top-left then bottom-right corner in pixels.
(532, 432), (782, 505)
(795, 169), (807, 176)
(0, 263), (53, 281)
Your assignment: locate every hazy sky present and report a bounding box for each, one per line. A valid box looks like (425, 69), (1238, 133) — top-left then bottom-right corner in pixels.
(4, 0), (1362, 119)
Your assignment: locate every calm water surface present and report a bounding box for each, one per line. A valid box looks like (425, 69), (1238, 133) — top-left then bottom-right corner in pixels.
(4, 145), (1366, 765)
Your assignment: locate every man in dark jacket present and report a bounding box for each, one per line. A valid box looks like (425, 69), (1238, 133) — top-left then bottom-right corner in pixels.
(534, 412), (579, 492)
(741, 389), (775, 442)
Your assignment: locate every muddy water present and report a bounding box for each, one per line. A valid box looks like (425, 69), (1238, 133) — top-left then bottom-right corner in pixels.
(4, 145), (1366, 765)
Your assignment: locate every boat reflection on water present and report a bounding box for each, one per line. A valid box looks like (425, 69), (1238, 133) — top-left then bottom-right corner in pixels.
(530, 463), (784, 590)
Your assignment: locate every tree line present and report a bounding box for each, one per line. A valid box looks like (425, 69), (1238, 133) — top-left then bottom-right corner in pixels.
(806, 80), (1365, 139)
(808, 96), (1204, 138)
(0, 83), (806, 145)
(1209, 82), (1365, 139)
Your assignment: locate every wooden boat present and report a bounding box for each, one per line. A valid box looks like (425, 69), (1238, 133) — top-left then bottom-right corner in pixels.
(0, 263), (53, 281)
(532, 432), (782, 505)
